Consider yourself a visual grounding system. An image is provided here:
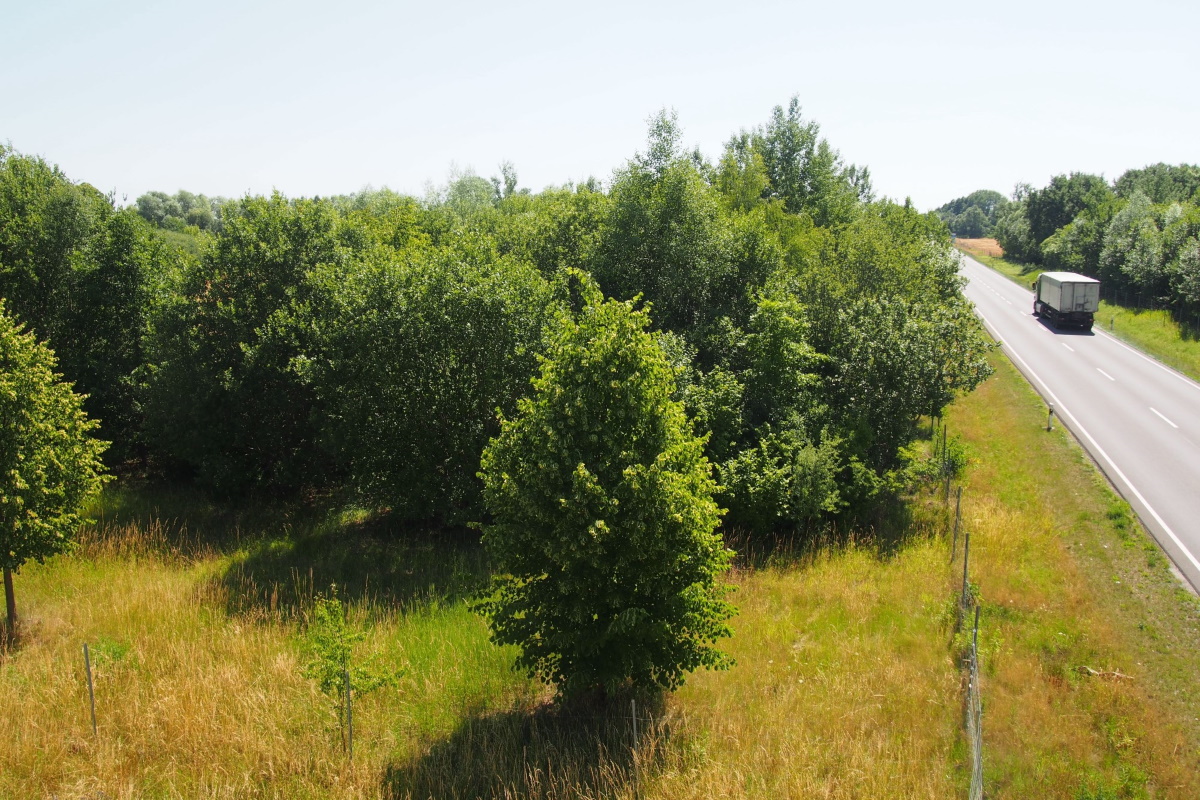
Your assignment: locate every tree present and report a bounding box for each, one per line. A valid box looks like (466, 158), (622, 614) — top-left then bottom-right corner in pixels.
(994, 198), (1037, 262)
(1025, 173), (1112, 250)
(752, 97), (869, 227)
(952, 206), (988, 238)
(477, 283), (735, 699)
(1114, 163), (1200, 204)
(0, 302), (108, 629)
(145, 193), (345, 493)
(0, 147), (158, 462)
(301, 238), (558, 522)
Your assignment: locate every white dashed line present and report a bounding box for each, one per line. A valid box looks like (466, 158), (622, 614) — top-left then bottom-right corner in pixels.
(1151, 407), (1179, 429)
(1062, 343), (1075, 352)
(1097, 368), (1115, 381)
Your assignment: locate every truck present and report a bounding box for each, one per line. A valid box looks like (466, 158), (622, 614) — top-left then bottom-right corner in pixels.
(1032, 271), (1100, 331)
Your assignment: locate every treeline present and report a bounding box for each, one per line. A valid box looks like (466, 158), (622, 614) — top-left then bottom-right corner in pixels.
(0, 100), (992, 536)
(985, 164), (1200, 313)
(936, 190), (1009, 238)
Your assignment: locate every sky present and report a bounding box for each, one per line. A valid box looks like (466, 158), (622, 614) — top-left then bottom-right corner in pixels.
(3, 0), (1197, 212)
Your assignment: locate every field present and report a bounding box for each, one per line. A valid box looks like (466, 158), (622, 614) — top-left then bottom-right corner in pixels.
(954, 238), (1005, 259)
(2, 356), (1200, 798)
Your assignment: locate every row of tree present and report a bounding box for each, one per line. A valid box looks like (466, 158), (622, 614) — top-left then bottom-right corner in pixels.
(2, 103), (994, 694)
(2, 106), (992, 535)
(936, 190), (1009, 238)
(984, 164), (1200, 312)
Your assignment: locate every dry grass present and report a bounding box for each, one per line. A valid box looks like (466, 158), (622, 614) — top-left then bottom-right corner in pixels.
(3, 356), (1200, 797)
(947, 353), (1200, 798)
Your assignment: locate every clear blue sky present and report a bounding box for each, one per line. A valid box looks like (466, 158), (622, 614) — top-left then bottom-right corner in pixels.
(3, 0), (1197, 211)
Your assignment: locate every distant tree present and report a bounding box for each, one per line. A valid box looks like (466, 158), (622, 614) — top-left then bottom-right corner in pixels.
(490, 160), (521, 200)
(134, 189), (224, 232)
(593, 114), (749, 346)
(715, 132), (770, 212)
(936, 189), (1007, 236)
(477, 284), (735, 699)
(1114, 163), (1200, 204)
(0, 303), (108, 629)
(1025, 173), (1112, 250)
(952, 206), (988, 238)
(1162, 204), (1200, 308)
(993, 197), (1037, 262)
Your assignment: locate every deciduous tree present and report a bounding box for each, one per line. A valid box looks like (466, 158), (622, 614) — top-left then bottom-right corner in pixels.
(477, 282), (734, 698)
(0, 303), (108, 629)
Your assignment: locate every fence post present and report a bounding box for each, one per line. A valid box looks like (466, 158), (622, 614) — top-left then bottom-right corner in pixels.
(84, 643), (97, 736)
(969, 604), (983, 800)
(961, 530), (971, 611)
(344, 668), (353, 759)
(950, 487), (962, 562)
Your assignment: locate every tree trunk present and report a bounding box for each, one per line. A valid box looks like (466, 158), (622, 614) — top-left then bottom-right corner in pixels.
(3, 566), (15, 630)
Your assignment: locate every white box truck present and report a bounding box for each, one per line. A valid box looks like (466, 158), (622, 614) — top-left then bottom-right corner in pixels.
(1032, 271), (1100, 331)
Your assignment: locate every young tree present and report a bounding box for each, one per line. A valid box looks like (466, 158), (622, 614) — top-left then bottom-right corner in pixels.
(477, 281), (735, 699)
(0, 302), (108, 629)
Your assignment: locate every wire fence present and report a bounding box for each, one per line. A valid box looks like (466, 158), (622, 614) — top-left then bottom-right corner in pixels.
(964, 605), (983, 800)
(945, 454), (983, 800)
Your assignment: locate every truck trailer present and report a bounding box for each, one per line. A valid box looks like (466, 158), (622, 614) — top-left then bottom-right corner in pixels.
(1032, 271), (1100, 331)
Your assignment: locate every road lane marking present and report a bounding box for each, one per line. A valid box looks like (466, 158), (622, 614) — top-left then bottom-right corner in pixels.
(1062, 343), (1075, 352)
(1094, 326), (1200, 395)
(1151, 407), (1179, 429)
(1097, 369), (1115, 381)
(970, 304), (1200, 577)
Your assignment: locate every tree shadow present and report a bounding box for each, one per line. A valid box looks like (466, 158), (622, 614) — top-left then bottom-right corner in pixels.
(382, 694), (670, 800)
(81, 481), (493, 621)
(725, 493), (933, 572)
(213, 515), (491, 621)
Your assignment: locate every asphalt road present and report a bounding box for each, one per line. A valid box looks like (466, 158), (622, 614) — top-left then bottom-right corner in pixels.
(959, 253), (1200, 591)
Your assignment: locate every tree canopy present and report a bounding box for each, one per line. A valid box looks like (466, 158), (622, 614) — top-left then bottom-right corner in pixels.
(477, 283), (734, 697)
(0, 301), (108, 627)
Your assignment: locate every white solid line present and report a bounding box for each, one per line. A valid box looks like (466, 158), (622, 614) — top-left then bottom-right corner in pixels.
(1094, 326), (1200, 395)
(1150, 407), (1179, 429)
(1097, 368), (1115, 381)
(1062, 343), (1075, 352)
(986, 317), (1200, 575)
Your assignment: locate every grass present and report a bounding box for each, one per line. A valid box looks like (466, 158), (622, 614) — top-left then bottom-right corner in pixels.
(954, 239), (1200, 381)
(3, 356), (1200, 797)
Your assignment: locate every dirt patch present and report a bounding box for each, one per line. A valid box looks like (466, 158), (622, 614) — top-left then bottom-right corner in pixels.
(955, 237), (1004, 258)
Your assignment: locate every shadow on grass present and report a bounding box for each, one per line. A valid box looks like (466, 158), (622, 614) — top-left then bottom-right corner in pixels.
(383, 694), (670, 800)
(83, 481), (493, 621)
(726, 491), (940, 572)
(216, 516), (490, 621)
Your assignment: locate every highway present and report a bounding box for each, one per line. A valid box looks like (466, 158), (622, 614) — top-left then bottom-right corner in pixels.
(959, 254), (1200, 591)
